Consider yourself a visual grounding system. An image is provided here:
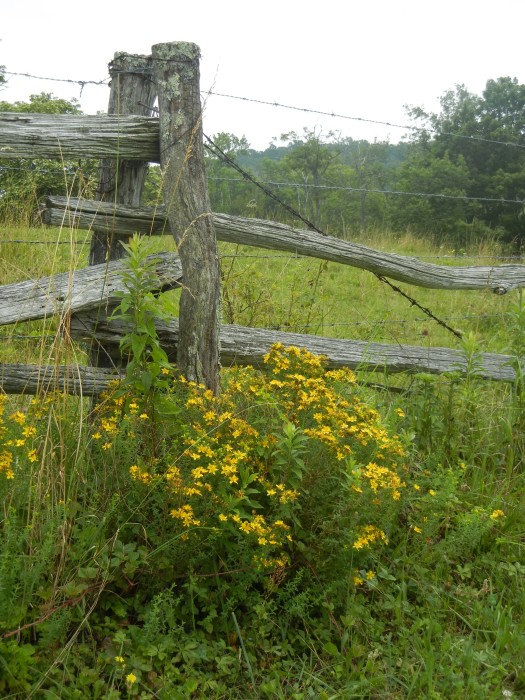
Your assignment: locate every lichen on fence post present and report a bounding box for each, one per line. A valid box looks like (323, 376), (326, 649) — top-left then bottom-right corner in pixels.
(152, 41), (221, 394)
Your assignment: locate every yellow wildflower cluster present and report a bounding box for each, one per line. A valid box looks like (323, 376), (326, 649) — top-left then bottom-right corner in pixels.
(93, 344), (409, 572)
(490, 509), (505, 521)
(0, 395), (43, 479)
(0, 449), (14, 479)
(231, 513), (291, 547)
(170, 504), (201, 527)
(129, 465), (154, 485)
(360, 461), (405, 500)
(353, 525), (389, 550)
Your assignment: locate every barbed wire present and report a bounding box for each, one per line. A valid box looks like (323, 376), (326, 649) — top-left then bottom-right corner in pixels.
(0, 240), (521, 263)
(208, 176), (525, 206)
(0, 314), (501, 342)
(0, 239), (82, 245)
(4, 67), (525, 151)
(249, 314), (502, 331)
(204, 135), (326, 234)
(3, 70), (110, 89)
(205, 90), (525, 150)
(220, 251), (525, 262)
(1, 162), (522, 206)
(0, 334), (57, 341)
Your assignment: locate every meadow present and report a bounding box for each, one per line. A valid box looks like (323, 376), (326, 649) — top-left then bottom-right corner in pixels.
(0, 221), (524, 699)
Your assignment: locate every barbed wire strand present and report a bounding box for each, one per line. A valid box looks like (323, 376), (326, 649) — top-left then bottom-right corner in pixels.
(4, 68), (525, 151)
(208, 176), (525, 206)
(219, 251), (525, 261)
(1, 162), (522, 206)
(204, 135), (326, 234)
(4, 70), (109, 88)
(0, 314), (502, 342)
(204, 90), (525, 150)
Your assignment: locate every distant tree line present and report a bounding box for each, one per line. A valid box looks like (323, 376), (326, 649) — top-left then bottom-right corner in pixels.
(204, 77), (525, 248)
(1, 77), (524, 248)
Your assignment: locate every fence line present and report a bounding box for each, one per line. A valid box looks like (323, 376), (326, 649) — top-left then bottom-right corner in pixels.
(207, 176), (525, 206)
(1, 164), (521, 206)
(2, 154), (524, 208)
(1, 237), (523, 263)
(0, 314), (503, 339)
(1, 49), (524, 396)
(4, 67), (525, 151)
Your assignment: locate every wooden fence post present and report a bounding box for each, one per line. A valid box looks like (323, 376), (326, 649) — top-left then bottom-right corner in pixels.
(152, 42), (221, 393)
(88, 52), (157, 368)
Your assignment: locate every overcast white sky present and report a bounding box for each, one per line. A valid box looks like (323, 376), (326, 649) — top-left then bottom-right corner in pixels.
(1, 0), (524, 150)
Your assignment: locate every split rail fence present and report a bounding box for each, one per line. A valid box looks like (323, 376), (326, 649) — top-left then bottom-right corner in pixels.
(1, 41), (525, 397)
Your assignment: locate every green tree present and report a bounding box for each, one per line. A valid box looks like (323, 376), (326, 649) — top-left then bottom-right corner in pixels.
(336, 137), (391, 235)
(390, 150), (474, 240)
(204, 132), (260, 216)
(278, 128), (342, 228)
(404, 78), (525, 244)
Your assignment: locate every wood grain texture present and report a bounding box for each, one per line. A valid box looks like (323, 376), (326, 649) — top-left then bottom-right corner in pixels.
(0, 253), (182, 325)
(0, 113), (160, 161)
(43, 197), (525, 294)
(70, 312), (519, 382)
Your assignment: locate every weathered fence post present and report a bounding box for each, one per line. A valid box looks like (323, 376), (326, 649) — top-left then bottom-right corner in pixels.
(88, 52), (157, 368)
(152, 42), (221, 394)
(90, 52), (157, 264)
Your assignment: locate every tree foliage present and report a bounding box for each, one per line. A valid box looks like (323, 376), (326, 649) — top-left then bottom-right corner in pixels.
(401, 77), (525, 244)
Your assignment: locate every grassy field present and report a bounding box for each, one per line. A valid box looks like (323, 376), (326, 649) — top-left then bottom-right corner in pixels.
(0, 223), (516, 363)
(0, 222), (524, 699)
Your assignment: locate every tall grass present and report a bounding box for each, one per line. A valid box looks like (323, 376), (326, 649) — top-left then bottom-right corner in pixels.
(0, 220), (524, 698)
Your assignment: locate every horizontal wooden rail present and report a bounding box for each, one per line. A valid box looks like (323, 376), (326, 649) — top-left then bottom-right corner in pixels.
(0, 252), (182, 326)
(43, 196), (525, 293)
(0, 113), (160, 161)
(0, 316), (517, 395)
(0, 363), (121, 396)
(71, 312), (518, 382)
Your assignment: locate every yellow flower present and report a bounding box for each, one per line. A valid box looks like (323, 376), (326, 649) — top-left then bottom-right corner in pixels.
(395, 408), (406, 418)
(428, 489), (436, 497)
(27, 449), (38, 463)
(353, 575), (364, 586)
(412, 525), (422, 534)
(91, 432), (102, 440)
(139, 413), (149, 420)
(161, 367), (170, 375)
(115, 656), (125, 664)
(126, 672), (137, 684)
(171, 504), (201, 527)
(353, 525), (388, 550)
(366, 570), (376, 580)
(490, 509), (505, 521)
(10, 411), (26, 425)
